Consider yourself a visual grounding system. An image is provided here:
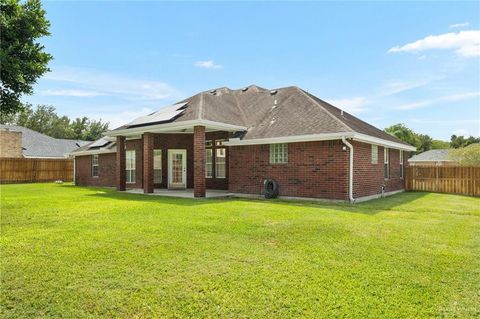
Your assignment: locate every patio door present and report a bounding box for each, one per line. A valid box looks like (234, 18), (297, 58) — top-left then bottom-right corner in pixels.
(168, 149), (187, 189)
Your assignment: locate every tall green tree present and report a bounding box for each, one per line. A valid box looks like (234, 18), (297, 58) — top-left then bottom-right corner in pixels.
(0, 0), (53, 116)
(384, 123), (418, 147)
(450, 135), (480, 148)
(448, 144), (480, 166)
(0, 104), (109, 141)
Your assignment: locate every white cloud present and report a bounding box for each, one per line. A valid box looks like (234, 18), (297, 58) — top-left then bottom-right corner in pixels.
(194, 60), (223, 69)
(395, 91), (480, 110)
(380, 79), (432, 96)
(44, 67), (180, 101)
(86, 107), (154, 130)
(388, 30), (480, 57)
(449, 22), (470, 29)
(41, 89), (104, 97)
(453, 128), (469, 136)
(327, 97), (369, 114)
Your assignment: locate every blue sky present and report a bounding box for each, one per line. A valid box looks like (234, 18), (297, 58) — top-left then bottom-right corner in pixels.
(27, 1), (480, 140)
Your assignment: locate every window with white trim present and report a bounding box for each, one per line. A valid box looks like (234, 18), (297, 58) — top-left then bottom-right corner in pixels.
(399, 150), (404, 179)
(205, 148), (213, 178)
(371, 145), (378, 164)
(215, 139), (226, 146)
(215, 148), (226, 178)
(91, 154), (99, 177)
(126, 150), (136, 183)
(270, 143), (288, 164)
(154, 149), (162, 183)
(384, 148), (389, 179)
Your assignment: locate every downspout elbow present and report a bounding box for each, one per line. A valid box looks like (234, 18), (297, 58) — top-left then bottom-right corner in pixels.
(342, 137), (355, 203)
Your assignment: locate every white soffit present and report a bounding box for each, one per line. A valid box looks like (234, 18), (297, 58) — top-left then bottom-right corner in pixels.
(126, 102), (187, 127)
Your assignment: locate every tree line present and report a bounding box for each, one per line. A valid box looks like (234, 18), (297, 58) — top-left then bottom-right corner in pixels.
(0, 104), (109, 141)
(384, 123), (479, 153)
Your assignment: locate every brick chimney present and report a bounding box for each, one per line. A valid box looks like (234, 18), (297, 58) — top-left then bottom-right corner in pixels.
(0, 129), (23, 158)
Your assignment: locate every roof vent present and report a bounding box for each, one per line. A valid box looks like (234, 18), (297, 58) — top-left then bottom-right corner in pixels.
(210, 89), (217, 95)
(242, 87), (248, 92)
(341, 110), (344, 116)
(270, 90), (278, 95)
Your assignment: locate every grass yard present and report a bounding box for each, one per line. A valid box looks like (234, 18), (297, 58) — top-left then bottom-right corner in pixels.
(1, 184), (479, 318)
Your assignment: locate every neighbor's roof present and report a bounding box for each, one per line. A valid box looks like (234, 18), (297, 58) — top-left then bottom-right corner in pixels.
(107, 85), (411, 147)
(408, 149), (452, 162)
(0, 125), (88, 158)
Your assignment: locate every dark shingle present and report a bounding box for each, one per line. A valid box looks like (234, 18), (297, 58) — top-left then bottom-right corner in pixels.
(0, 125), (88, 158)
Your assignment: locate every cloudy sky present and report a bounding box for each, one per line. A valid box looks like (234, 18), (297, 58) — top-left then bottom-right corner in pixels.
(27, 1), (479, 140)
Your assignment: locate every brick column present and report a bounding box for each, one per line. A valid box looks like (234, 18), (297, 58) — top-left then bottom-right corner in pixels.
(116, 136), (126, 191)
(193, 126), (206, 198)
(143, 133), (154, 194)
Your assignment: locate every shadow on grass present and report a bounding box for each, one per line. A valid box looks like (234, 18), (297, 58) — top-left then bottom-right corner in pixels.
(63, 184), (429, 215)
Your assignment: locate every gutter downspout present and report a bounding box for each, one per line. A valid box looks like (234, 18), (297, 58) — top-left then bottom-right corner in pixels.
(342, 137), (355, 203)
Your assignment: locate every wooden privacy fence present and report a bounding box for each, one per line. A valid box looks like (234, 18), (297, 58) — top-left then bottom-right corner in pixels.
(0, 157), (73, 183)
(406, 166), (480, 197)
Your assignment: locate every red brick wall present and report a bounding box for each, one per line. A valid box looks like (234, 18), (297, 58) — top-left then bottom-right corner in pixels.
(75, 153), (116, 187)
(352, 141), (405, 198)
(228, 140), (349, 200)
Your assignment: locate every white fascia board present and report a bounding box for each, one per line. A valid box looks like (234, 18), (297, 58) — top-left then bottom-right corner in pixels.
(352, 133), (417, 151)
(66, 148), (116, 157)
(223, 132), (354, 146)
(104, 120), (247, 137)
(23, 155), (67, 159)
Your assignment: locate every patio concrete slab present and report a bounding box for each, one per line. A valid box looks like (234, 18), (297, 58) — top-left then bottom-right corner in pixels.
(125, 188), (232, 199)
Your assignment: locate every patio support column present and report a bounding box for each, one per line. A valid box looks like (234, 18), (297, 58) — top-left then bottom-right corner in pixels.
(193, 125), (206, 198)
(143, 132), (154, 194)
(116, 136), (126, 191)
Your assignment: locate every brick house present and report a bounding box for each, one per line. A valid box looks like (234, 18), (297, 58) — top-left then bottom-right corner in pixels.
(70, 85), (415, 202)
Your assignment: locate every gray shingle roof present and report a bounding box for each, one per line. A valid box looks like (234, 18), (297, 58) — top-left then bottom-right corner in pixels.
(110, 85), (410, 146)
(0, 125), (88, 158)
(408, 149), (452, 162)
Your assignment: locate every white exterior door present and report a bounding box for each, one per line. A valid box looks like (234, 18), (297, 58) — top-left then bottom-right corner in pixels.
(168, 149), (187, 189)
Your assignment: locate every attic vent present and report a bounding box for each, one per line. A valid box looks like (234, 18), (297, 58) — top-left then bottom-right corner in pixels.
(242, 87), (248, 92)
(210, 89), (217, 95)
(270, 90), (278, 95)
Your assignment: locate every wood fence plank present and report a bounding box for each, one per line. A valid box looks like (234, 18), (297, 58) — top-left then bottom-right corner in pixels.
(406, 166), (480, 197)
(0, 158), (73, 184)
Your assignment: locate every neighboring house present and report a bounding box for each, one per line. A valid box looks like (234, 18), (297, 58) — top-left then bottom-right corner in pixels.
(69, 85), (415, 202)
(408, 149), (456, 166)
(0, 125), (88, 158)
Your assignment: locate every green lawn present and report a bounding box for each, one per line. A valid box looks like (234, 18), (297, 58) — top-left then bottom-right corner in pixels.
(1, 184), (479, 318)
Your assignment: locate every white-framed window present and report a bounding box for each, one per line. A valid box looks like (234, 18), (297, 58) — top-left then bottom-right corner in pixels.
(126, 150), (136, 184)
(215, 139), (226, 146)
(269, 143), (288, 164)
(399, 150), (404, 179)
(215, 148), (226, 178)
(371, 145), (378, 164)
(384, 148), (389, 179)
(206, 148), (213, 178)
(154, 149), (162, 183)
(91, 154), (99, 177)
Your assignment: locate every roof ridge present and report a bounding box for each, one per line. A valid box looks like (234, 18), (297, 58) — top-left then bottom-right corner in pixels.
(297, 88), (353, 133)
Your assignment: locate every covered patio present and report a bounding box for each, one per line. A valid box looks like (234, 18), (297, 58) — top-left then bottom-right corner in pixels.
(106, 117), (246, 198)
